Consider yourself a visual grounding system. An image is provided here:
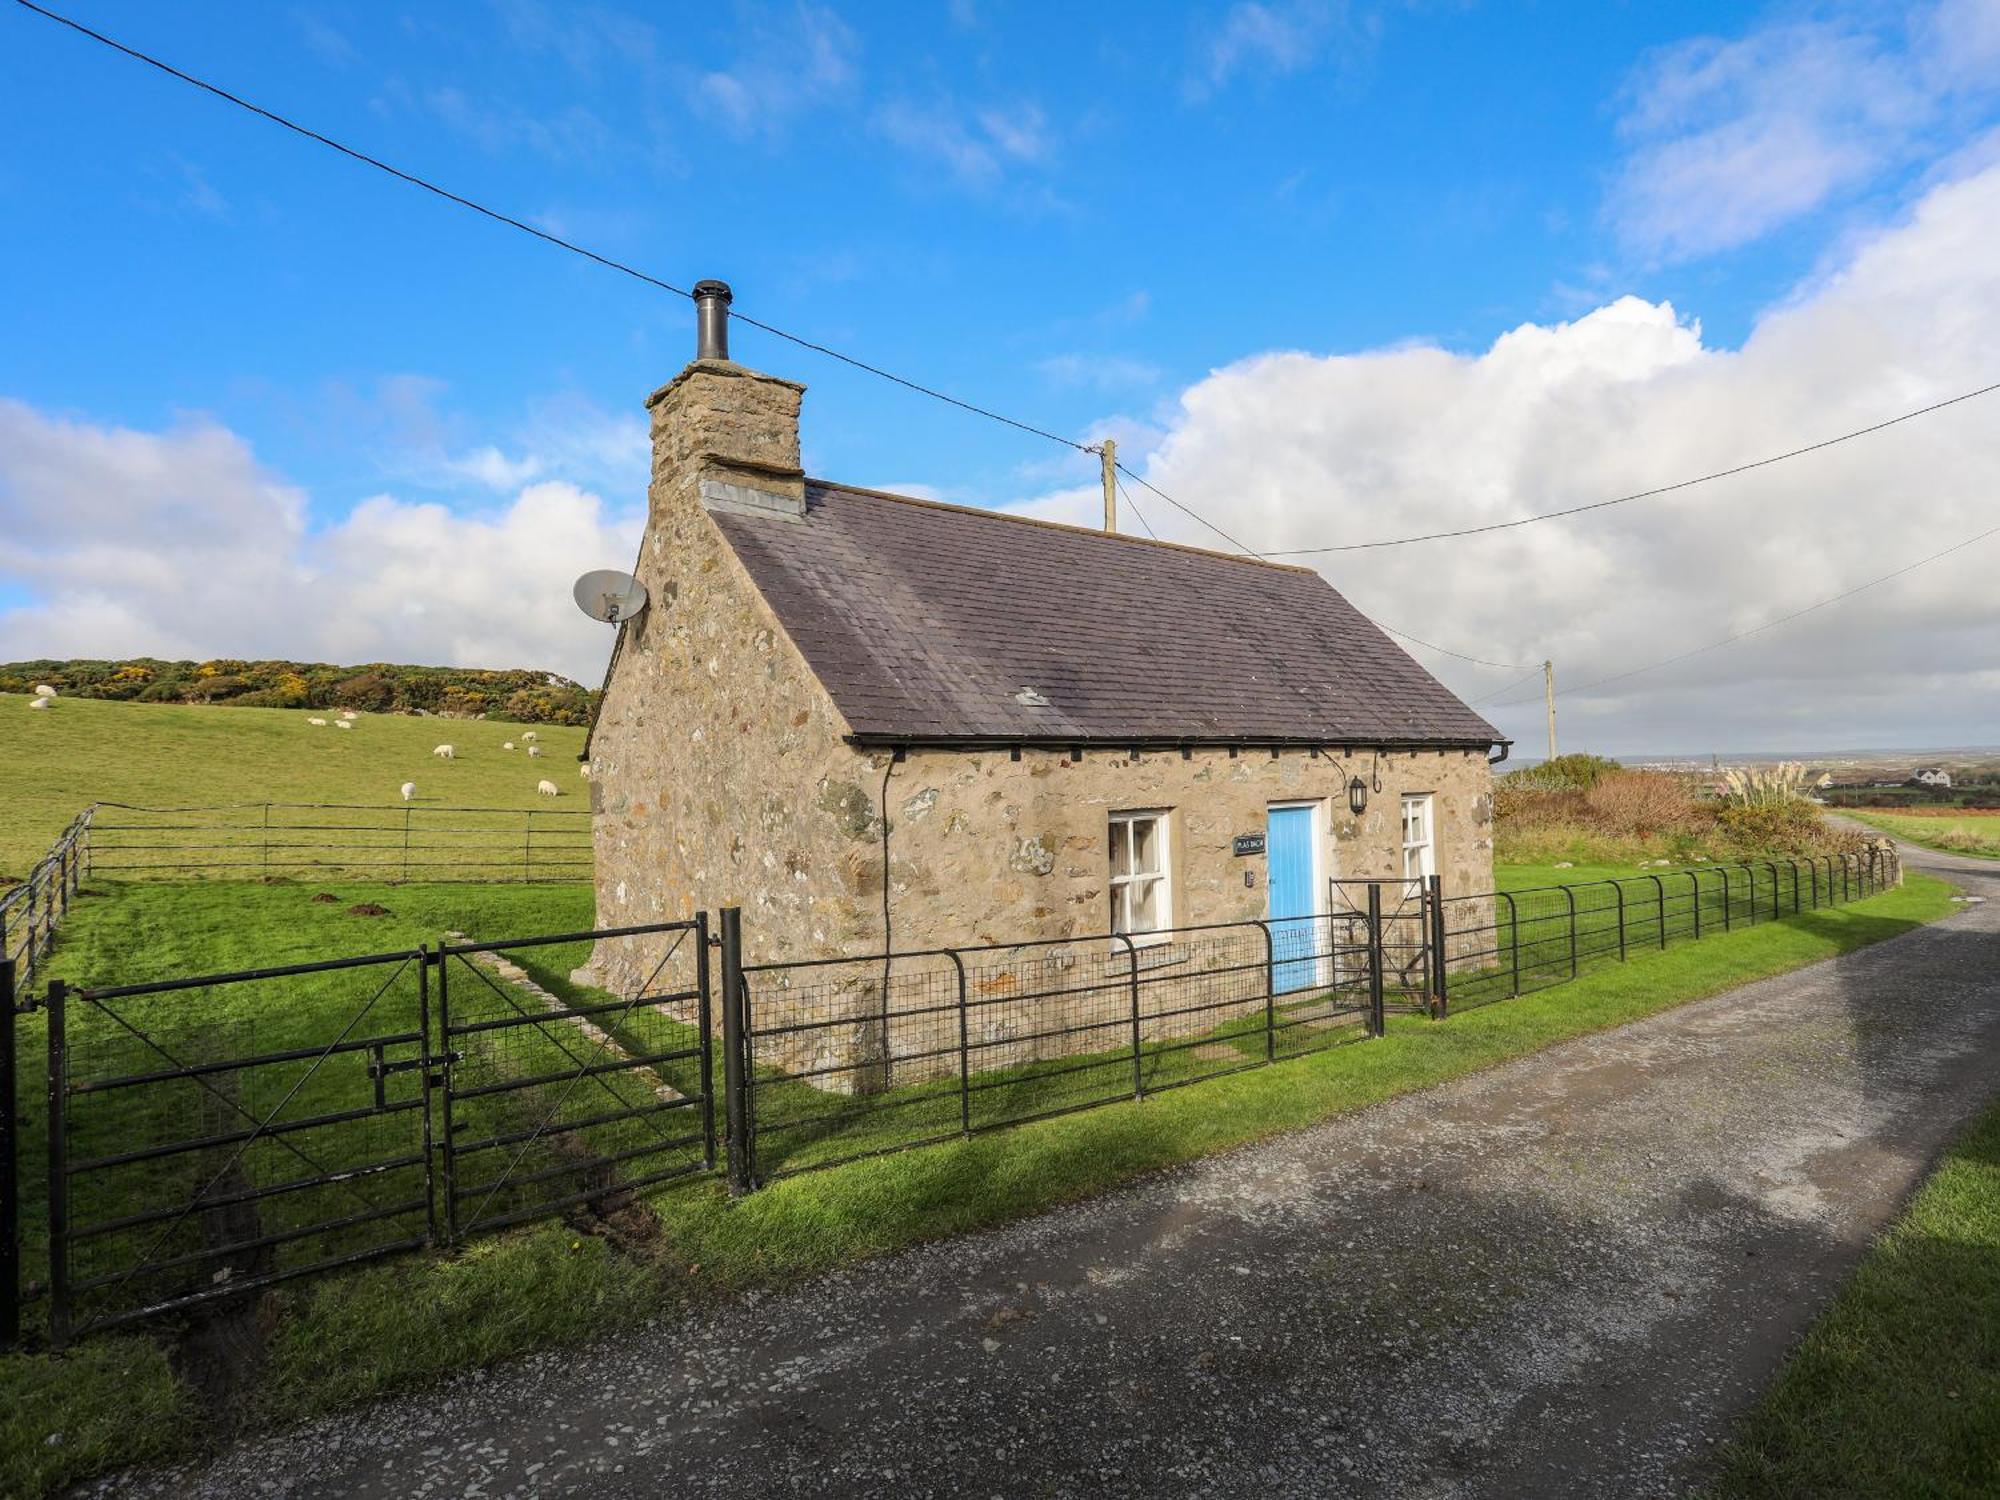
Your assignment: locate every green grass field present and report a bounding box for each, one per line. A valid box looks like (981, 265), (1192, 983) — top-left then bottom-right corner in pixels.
(0, 869), (1956, 1496)
(1713, 1091), (2000, 1498)
(0, 693), (586, 874)
(1843, 808), (2000, 860)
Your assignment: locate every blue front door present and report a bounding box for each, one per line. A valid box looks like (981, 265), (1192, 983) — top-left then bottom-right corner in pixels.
(1266, 805), (1318, 994)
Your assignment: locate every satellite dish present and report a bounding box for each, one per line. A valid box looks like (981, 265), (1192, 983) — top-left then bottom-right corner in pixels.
(573, 570), (649, 624)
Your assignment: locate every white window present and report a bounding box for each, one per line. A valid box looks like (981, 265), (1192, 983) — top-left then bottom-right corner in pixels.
(1109, 810), (1172, 940)
(1401, 794), (1435, 885)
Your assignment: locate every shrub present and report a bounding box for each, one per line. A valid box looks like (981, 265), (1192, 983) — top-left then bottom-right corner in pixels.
(1502, 752), (1622, 793)
(1721, 761), (1812, 808)
(1584, 771), (1697, 836)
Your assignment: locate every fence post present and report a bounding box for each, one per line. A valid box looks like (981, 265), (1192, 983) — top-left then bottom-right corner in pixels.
(1564, 884), (1579, 979)
(718, 907), (753, 1195)
(435, 948), (458, 1246)
(1790, 860), (1801, 913)
(46, 979), (68, 1349)
(1, 959), (17, 1349)
(1720, 868), (1732, 931)
(1649, 873), (1667, 949)
(1691, 871), (1703, 939)
(1502, 892), (1519, 997)
(950, 950), (971, 1135)
(1613, 880), (1627, 964)
(402, 806), (413, 884)
(695, 912), (716, 1170)
(1121, 934), (1144, 1100)
(522, 811), (533, 884)
(260, 802), (271, 881)
(1426, 874), (1447, 1018)
(1257, 921), (1276, 1063)
(415, 947), (439, 1247)
(1366, 884), (1386, 1038)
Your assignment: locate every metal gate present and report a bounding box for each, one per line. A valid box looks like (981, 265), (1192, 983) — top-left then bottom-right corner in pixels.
(1331, 876), (1447, 1020)
(47, 949), (435, 1343)
(435, 918), (713, 1241)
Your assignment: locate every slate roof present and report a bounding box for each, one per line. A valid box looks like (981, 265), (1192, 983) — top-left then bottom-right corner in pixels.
(708, 481), (1506, 749)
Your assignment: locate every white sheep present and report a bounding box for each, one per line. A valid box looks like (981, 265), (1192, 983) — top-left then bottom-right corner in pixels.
(536, 779), (560, 797)
(527, 745), (542, 758)
(432, 744), (455, 760)
(307, 717), (327, 727)
(502, 741), (515, 751)
(340, 709), (358, 720)
(400, 781), (416, 802)
(334, 720), (352, 731)
(28, 697), (51, 710)
(33, 683), (56, 697)
(521, 730), (538, 743)
(578, 764), (591, 779)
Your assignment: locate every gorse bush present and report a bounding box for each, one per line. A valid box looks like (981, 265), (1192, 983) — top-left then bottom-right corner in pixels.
(1501, 753), (1623, 793)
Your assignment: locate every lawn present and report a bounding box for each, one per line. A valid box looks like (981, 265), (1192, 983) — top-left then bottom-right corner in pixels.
(1843, 808), (2000, 860)
(0, 693), (587, 874)
(0, 868), (1956, 1496)
(1712, 1090), (2000, 1498)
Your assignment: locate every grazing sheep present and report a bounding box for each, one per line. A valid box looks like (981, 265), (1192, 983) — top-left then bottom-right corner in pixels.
(28, 697), (51, 710)
(33, 683), (56, 697)
(578, 764), (591, 779)
(340, 710), (359, 720)
(502, 741), (515, 750)
(400, 781), (416, 802)
(521, 730), (538, 743)
(536, 779), (560, 797)
(527, 745), (542, 758)
(307, 717), (327, 727)
(334, 720), (353, 731)
(432, 744), (455, 760)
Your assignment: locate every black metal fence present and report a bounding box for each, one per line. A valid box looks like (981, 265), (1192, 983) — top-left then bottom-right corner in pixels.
(88, 801), (591, 883)
(0, 808), (91, 989)
(1, 847), (1898, 1348)
(1434, 852), (1898, 1012)
(7, 918), (710, 1346)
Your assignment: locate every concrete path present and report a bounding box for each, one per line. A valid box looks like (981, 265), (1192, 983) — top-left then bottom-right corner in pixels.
(94, 845), (2000, 1499)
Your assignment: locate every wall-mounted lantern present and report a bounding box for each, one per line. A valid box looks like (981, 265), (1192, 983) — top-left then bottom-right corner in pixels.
(1347, 775), (1369, 817)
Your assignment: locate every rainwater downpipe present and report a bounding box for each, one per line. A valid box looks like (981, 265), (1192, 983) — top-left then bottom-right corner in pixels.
(877, 749), (903, 1088)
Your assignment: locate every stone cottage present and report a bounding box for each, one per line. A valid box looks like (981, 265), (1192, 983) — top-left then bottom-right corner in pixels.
(584, 282), (1507, 1080)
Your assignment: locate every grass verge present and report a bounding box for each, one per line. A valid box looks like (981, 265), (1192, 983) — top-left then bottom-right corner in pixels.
(1842, 808), (2000, 861)
(0, 871), (1958, 1495)
(1711, 1088), (2000, 1498)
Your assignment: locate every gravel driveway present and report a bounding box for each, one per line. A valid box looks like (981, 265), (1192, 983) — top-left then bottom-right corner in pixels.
(91, 842), (1999, 1499)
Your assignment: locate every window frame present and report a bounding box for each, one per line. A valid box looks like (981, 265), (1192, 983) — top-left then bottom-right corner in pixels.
(1108, 808), (1174, 946)
(1400, 792), (1436, 888)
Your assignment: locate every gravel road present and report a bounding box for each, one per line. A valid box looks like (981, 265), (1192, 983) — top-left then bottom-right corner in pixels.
(89, 841), (1999, 1498)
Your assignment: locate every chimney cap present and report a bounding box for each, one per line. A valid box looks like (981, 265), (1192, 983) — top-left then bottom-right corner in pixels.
(692, 279), (733, 304)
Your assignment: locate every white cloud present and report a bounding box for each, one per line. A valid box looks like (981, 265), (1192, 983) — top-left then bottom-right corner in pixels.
(0, 402), (642, 682)
(693, 3), (858, 142)
(876, 98), (1056, 189)
(1014, 155), (2000, 753)
(1609, 2), (2000, 260)
(1036, 353), (1164, 392)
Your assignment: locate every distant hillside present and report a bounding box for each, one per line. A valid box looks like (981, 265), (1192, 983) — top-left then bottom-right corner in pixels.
(1, 658), (597, 725)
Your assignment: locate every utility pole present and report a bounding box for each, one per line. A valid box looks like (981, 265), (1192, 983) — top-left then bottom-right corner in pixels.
(1543, 659), (1558, 763)
(1100, 438), (1117, 533)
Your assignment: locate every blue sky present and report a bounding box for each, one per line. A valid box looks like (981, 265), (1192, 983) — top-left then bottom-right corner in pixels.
(4, 1), (1999, 753)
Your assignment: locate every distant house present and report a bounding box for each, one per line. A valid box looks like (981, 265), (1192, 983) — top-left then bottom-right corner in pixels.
(581, 282), (1508, 1072)
(1913, 767), (1953, 788)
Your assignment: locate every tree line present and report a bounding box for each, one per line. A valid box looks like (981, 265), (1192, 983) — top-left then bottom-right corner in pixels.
(1, 657), (598, 725)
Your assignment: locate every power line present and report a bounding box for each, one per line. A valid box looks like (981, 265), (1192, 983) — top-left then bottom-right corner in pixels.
(1112, 476), (1159, 540)
(1481, 520), (2000, 709)
(1467, 665), (1547, 706)
(1114, 461), (1260, 555)
(1264, 381), (2000, 556)
(9, 0), (1090, 456)
(1372, 632), (1537, 672)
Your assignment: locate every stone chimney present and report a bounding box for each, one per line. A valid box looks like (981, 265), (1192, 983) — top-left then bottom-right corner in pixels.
(645, 279), (807, 522)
